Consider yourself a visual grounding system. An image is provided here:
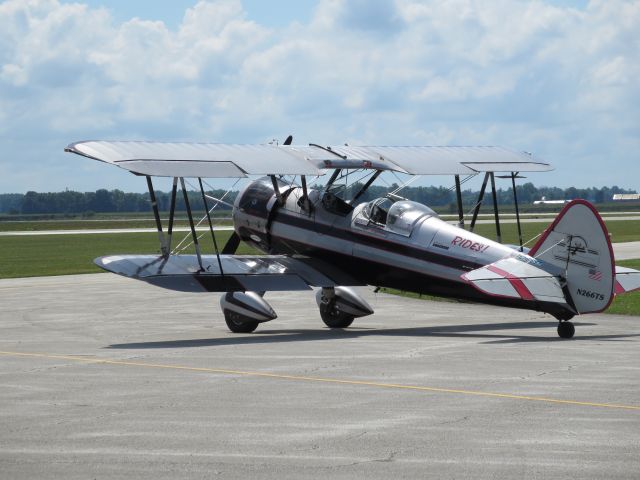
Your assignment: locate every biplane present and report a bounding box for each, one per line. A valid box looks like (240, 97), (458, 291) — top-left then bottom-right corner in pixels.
(65, 138), (640, 338)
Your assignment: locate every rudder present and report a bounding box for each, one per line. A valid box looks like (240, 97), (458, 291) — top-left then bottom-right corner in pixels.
(529, 199), (615, 314)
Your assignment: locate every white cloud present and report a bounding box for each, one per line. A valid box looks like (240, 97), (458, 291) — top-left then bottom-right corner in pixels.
(0, 0), (638, 192)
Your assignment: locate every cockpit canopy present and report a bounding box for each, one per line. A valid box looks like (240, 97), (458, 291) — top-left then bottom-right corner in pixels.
(362, 198), (437, 236)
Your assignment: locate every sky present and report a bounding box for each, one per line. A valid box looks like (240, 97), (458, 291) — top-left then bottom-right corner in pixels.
(0, 0), (638, 193)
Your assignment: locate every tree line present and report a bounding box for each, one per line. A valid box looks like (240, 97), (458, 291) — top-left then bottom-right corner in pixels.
(0, 189), (236, 215)
(0, 183), (636, 215)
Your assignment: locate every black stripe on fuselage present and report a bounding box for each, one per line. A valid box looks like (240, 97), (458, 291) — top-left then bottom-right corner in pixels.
(268, 235), (570, 316)
(271, 211), (484, 272)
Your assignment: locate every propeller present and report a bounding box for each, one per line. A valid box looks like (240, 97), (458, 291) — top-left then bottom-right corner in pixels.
(222, 135), (293, 255)
(221, 232), (241, 254)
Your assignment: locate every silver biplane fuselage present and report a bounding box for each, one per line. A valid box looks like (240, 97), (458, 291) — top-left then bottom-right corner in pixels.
(233, 177), (552, 313)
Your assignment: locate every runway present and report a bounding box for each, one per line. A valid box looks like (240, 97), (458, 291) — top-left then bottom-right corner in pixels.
(613, 241), (640, 260)
(0, 226), (235, 236)
(1, 274), (639, 479)
(2, 216), (639, 235)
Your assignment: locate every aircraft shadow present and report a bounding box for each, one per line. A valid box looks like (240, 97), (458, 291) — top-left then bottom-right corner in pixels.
(107, 320), (640, 349)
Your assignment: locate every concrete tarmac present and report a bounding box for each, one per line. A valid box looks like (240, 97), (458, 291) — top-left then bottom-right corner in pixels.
(0, 274), (639, 479)
(614, 241), (640, 260)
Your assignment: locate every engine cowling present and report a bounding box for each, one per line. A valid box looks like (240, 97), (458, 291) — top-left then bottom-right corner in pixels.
(232, 176), (293, 252)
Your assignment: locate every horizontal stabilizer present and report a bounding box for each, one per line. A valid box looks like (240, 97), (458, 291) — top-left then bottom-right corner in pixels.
(462, 257), (568, 304)
(615, 266), (640, 294)
(95, 254), (363, 293)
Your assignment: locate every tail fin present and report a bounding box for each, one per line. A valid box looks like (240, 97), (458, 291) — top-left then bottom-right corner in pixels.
(529, 200), (615, 314)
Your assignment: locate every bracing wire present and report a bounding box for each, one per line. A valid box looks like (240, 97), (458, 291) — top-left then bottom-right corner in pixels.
(171, 178), (240, 255)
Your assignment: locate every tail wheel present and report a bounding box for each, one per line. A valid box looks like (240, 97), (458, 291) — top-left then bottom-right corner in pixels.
(319, 302), (354, 328)
(557, 321), (575, 339)
(224, 311), (259, 333)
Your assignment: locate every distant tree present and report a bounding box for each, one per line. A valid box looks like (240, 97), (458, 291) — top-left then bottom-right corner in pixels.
(0, 183), (637, 215)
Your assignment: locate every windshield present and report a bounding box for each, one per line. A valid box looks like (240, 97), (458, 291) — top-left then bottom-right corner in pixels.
(362, 198), (436, 235)
(363, 198), (393, 225)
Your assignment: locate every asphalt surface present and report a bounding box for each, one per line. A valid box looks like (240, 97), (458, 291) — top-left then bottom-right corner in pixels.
(2, 215), (639, 235)
(613, 241), (640, 260)
(1, 274), (639, 479)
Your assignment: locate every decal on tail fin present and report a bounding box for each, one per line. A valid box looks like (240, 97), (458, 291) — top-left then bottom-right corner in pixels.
(529, 199), (615, 314)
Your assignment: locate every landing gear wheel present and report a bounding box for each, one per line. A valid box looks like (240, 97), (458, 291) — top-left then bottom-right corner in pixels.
(224, 311), (259, 333)
(557, 321), (575, 339)
(319, 302), (354, 329)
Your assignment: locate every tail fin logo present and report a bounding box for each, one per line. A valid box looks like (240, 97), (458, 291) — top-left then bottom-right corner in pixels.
(552, 237), (600, 269)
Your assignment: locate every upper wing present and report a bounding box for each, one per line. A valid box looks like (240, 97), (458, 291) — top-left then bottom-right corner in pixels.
(95, 254), (364, 293)
(65, 141), (321, 177)
(320, 145), (552, 175)
(65, 141), (552, 178)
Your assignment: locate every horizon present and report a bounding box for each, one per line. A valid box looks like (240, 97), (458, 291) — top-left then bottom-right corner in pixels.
(1, 180), (635, 197)
(0, 176), (637, 196)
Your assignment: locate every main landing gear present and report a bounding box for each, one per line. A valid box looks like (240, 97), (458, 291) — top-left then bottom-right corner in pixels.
(220, 287), (375, 333)
(315, 287), (374, 329)
(319, 300), (355, 328)
(220, 291), (277, 333)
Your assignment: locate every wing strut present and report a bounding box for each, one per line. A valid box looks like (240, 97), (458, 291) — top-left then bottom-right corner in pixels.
(300, 175), (311, 212)
(166, 177), (178, 255)
(352, 170), (382, 203)
(469, 172), (490, 232)
(324, 169), (342, 191)
(454, 175), (464, 228)
(511, 172), (523, 251)
(146, 176), (169, 257)
(496, 171), (526, 250)
(180, 177), (204, 271)
(198, 178), (225, 277)
(489, 172), (502, 243)
(270, 175), (283, 205)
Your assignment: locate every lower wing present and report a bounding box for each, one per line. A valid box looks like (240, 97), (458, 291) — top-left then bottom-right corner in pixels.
(95, 254), (363, 293)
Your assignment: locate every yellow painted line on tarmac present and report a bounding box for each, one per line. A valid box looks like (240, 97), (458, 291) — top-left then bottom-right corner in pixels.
(1, 350), (639, 411)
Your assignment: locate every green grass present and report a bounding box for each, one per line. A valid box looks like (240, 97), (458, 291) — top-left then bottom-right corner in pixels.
(469, 218), (640, 245)
(0, 217), (232, 231)
(0, 231), (255, 278)
(1, 220), (638, 316)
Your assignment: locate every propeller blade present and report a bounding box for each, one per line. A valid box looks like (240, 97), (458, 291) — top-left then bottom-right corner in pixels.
(221, 232), (241, 254)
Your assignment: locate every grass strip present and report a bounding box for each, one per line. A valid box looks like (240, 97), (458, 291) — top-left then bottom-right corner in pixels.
(0, 231), (255, 278)
(1, 224), (638, 316)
